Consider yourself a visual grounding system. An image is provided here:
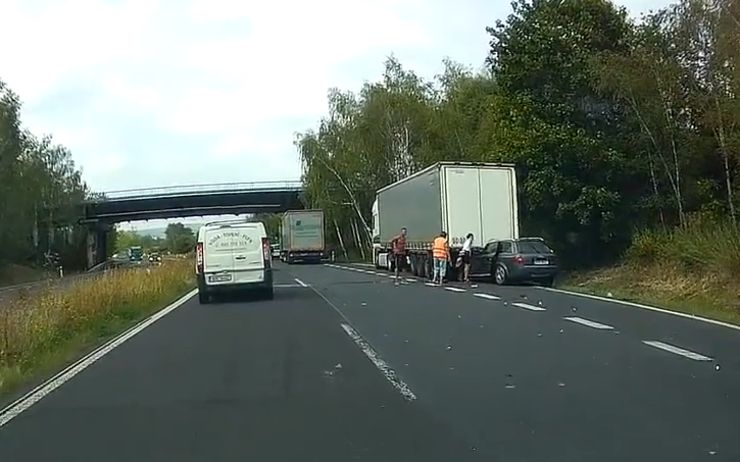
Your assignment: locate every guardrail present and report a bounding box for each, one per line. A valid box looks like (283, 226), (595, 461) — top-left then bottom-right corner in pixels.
(96, 180), (303, 201)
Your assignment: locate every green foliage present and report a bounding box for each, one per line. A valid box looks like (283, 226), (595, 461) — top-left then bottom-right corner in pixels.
(251, 213), (281, 242)
(164, 223), (196, 254)
(0, 78), (90, 270)
(626, 217), (740, 275)
(298, 0), (739, 269)
(114, 230), (165, 253)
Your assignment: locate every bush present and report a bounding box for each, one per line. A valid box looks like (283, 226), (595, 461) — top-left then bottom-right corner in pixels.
(625, 219), (740, 278)
(0, 260), (195, 395)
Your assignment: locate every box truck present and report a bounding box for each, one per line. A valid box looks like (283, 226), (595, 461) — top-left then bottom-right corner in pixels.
(280, 209), (325, 264)
(372, 162), (519, 278)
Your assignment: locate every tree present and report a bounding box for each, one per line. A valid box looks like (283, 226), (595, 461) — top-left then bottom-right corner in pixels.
(165, 223), (196, 254)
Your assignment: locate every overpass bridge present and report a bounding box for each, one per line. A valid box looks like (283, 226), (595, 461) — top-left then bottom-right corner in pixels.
(81, 181), (305, 268)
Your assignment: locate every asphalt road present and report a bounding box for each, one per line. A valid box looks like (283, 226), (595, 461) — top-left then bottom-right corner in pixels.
(0, 262), (738, 461)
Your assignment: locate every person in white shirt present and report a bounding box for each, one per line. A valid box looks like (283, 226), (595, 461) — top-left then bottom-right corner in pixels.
(461, 233), (474, 283)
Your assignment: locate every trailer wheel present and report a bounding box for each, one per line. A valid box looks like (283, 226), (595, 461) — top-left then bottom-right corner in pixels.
(411, 255), (419, 276)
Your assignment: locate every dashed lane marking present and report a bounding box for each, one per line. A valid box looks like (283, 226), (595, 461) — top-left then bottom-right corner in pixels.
(564, 316), (614, 330)
(444, 287), (467, 293)
(474, 293), (500, 301)
(512, 302), (546, 312)
(642, 340), (714, 361)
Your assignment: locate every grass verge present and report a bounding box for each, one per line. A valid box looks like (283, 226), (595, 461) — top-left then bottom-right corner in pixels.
(560, 220), (740, 326)
(0, 260), (195, 400)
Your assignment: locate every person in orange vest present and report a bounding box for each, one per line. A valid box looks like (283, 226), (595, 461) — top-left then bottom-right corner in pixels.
(431, 231), (450, 286)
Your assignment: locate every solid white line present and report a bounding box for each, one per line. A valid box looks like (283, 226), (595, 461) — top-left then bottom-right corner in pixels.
(564, 316), (614, 330)
(540, 287), (740, 331)
(642, 340), (714, 361)
(512, 302), (546, 312)
(474, 293), (500, 301)
(294, 278), (308, 287)
(0, 288), (198, 428)
(273, 283), (303, 288)
(405, 278), (417, 283)
(340, 323), (417, 401)
(425, 283), (437, 287)
(445, 287), (466, 293)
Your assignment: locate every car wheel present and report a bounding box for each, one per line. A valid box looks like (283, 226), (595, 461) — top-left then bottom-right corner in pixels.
(264, 287), (274, 300)
(541, 277), (554, 288)
(494, 264), (508, 285)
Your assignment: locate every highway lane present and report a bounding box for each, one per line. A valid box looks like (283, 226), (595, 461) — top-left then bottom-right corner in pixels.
(0, 262), (738, 461)
(0, 265), (473, 462)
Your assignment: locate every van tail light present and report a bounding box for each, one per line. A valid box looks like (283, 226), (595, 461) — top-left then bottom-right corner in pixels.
(262, 238), (271, 267)
(513, 254), (525, 265)
(196, 242), (204, 273)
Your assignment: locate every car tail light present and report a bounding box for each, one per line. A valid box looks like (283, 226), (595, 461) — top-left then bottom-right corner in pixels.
(262, 238), (271, 267)
(513, 254), (524, 265)
(196, 242), (204, 273)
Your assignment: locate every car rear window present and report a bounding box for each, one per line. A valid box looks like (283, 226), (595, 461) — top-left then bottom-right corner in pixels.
(517, 240), (552, 254)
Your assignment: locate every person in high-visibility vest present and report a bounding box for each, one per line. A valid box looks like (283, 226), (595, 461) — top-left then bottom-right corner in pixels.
(432, 231), (450, 286)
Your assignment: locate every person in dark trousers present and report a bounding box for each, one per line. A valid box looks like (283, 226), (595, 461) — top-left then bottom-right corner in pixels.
(461, 233), (474, 284)
(390, 227), (407, 285)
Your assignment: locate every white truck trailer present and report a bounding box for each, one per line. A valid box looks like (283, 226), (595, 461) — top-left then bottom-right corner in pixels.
(280, 209), (325, 264)
(371, 162), (519, 278)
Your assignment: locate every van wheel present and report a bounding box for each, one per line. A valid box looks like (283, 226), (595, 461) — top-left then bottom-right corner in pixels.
(198, 289), (210, 304)
(541, 277), (554, 288)
(263, 287), (274, 300)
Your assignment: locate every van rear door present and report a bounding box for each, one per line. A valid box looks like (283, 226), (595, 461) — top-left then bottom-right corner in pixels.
(230, 224), (266, 283)
(203, 224), (265, 285)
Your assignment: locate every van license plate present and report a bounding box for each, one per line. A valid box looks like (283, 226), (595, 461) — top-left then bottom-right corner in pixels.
(534, 259), (549, 266)
(209, 273), (233, 283)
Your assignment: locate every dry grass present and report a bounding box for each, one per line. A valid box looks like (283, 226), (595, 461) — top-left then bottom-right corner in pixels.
(0, 260), (194, 397)
(563, 221), (740, 325)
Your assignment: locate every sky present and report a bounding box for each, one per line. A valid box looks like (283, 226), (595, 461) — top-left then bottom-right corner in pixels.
(0, 0), (671, 231)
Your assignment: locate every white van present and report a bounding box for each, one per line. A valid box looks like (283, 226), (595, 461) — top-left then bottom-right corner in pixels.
(195, 220), (273, 303)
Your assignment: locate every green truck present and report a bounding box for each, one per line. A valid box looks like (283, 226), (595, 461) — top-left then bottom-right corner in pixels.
(280, 210), (325, 264)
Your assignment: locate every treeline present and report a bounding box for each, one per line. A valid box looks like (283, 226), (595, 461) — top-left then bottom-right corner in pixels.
(0, 79), (89, 270)
(296, 0), (739, 267)
(112, 223), (197, 255)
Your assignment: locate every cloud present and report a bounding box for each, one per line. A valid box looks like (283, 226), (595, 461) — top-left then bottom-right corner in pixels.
(1, 0), (672, 195)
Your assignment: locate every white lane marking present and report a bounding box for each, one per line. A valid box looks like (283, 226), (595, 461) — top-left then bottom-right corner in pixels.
(405, 278), (417, 283)
(564, 316), (614, 330)
(425, 283), (437, 287)
(294, 278), (309, 287)
(273, 283), (303, 288)
(340, 323), (417, 401)
(445, 287), (467, 293)
(512, 302), (546, 312)
(540, 287), (740, 331)
(642, 340), (714, 361)
(474, 293), (500, 301)
(0, 288), (198, 428)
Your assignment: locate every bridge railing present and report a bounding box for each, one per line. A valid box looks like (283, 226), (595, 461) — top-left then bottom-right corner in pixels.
(96, 180), (303, 201)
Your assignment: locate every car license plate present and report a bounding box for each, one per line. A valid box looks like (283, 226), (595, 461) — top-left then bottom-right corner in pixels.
(209, 273), (233, 283)
(534, 259), (549, 266)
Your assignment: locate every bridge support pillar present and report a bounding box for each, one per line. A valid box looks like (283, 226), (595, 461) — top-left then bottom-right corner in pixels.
(86, 223), (110, 270)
